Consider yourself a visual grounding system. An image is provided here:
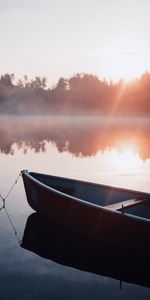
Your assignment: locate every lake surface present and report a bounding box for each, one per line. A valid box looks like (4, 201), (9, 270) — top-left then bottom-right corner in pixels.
(0, 116), (150, 299)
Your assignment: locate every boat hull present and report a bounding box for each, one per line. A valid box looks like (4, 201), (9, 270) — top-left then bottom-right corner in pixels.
(22, 171), (150, 252)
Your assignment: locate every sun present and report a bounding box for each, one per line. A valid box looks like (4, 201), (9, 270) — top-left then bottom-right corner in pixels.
(103, 52), (144, 82)
(100, 37), (147, 82)
(110, 145), (142, 173)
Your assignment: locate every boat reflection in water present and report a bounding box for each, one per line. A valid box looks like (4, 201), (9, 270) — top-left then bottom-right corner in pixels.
(21, 212), (150, 289)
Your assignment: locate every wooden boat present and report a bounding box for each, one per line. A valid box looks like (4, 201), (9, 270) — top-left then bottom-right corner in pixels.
(21, 212), (150, 288)
(21, 170), (150, 251)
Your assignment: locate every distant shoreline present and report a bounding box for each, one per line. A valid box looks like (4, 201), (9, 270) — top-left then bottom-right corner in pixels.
(0, 72), (150, 117)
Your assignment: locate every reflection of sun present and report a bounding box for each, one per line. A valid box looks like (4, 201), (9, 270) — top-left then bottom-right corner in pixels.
(111, 145), (142, 172)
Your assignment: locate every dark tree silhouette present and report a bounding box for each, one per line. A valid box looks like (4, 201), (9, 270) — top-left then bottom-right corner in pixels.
(0, 71), (150, 116)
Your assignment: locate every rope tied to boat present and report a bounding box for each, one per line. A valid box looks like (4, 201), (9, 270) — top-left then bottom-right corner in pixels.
(4, 206), (22, 245)
(0, 172), (22, 244)
(0, 172), (21, 209)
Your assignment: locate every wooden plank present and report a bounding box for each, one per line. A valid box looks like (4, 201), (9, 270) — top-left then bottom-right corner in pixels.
(106, 198), (146, 211)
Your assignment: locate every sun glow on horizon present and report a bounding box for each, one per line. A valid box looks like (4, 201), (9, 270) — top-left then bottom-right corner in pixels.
(99, 53), (147, 83)
(98, 35), (149, 82)
(0, 0), (150, 85)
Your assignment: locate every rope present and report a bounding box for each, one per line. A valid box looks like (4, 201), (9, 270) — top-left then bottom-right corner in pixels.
(0, 172), (22, 245)
(4, 207), (22, 245)
(0, 172), (21, 208)
(3, 172), (21, 200)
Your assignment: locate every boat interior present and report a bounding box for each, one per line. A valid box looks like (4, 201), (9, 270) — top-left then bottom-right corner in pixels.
(30, 172), (150, 220)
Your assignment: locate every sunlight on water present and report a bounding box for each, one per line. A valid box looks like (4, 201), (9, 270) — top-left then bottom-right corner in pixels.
(0, 116), (149, 193)
(110, 146), (143, 173)
(0, 141), (149, 194)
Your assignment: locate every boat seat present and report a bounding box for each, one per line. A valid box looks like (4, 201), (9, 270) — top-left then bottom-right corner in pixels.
(106, 198), (148, 211)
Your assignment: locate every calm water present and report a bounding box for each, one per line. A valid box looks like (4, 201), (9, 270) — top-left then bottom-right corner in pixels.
(0, 116), (150, 300)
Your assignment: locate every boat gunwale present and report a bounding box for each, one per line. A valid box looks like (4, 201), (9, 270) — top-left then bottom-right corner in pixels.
(22, 170), (150, 223)
(28, 171), (149, 197)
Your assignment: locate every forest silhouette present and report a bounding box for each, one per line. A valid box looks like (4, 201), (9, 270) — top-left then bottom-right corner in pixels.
(0, 72), (150, 116)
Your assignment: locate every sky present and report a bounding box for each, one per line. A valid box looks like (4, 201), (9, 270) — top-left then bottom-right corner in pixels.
(0, 0), (150, 85)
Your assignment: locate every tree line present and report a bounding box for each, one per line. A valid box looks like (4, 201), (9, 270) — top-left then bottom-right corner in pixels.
(0, 72), (150, 116)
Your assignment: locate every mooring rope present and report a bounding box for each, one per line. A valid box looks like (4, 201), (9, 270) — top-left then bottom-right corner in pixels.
(0, 172), (22, 244)
(4, 207), (22, 244)
(0, 172), (21, 208)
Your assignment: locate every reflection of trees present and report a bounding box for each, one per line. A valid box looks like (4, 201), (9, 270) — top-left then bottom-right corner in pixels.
(0, 117), (149, 160)
(0, 72), (150, 116)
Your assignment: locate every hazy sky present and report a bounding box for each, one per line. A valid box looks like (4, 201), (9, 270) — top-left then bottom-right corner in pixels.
(0, 0), (150, 84)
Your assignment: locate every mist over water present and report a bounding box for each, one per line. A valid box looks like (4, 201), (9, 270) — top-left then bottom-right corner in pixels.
(0, 115), (149, 160)
(0, 72), (150, 117)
